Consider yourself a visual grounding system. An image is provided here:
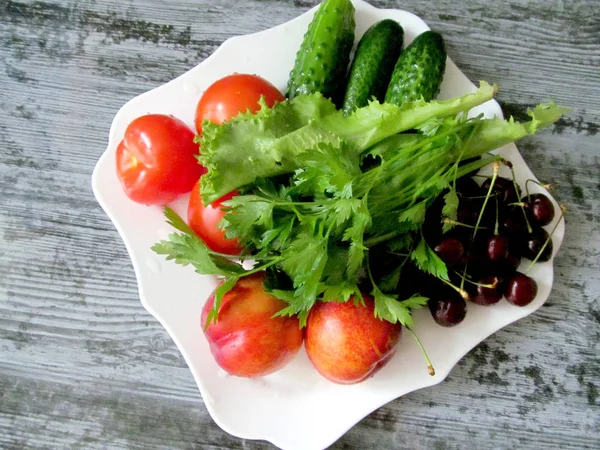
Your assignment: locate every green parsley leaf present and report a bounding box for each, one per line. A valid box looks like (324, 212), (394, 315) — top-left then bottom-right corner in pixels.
(164, 206), (197, 236)
(280, 230), (329, 324)
(152, 208), (246, 276)
(410, 236), (449, 281)
(222, 195), (274, 239)
(342, 199), (371, 279)
(397, 202), (427, 232)
(204, 277), (239, 327)
(373, 288), (426, 327)
(402, 295), (429, 309)
(152, 233), (245, 277)
(379, 266), (403, 293)
(442, 186), (459, 233)
(321, 282), (361, 303)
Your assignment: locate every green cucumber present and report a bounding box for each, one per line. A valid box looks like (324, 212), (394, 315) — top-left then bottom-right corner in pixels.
(287, 0), (355, 106)
(384, 30), (446, 107)
(341, 19), (404, 115)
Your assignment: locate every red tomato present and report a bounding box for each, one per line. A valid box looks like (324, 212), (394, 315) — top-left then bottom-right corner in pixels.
(188, 179), (241, 255)
(194, 73), (284, 133)
(201, 272), (303, 378)
(116, 114), (205, 205)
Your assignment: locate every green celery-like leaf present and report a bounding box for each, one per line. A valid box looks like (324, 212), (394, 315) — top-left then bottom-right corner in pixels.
(279, 230), (329, 323)
(342, 199), (371, 278)
(204, 277), (239, 327)
(373, 287), (427, 327)
(397, 202), (427, 232)
(153, 208), (245, 274)
(442, 187), (459, 233)
(152, 233), (245, 276)
(411, 236), (449, 281)
(402, 295), (429, 309)
(259, 218), (295, 251)
(164, 206), (197, 236)
(291, 142), (360, 199)
(321, 283), (361, 303)
(221, 195), (274, 240)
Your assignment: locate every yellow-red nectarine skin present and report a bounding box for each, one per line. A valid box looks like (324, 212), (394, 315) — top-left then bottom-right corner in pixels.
(201, 273), (304, 378)
(305, 296), (402, 384)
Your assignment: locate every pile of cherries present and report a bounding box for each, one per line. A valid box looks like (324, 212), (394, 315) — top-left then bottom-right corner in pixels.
(422, 167), (558, 327)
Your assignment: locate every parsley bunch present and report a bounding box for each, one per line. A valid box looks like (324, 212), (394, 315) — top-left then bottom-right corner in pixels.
(153, 84), (568, 328)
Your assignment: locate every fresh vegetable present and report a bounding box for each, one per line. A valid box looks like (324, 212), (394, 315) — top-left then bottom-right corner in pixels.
(341, 19), (404, 115)
(385, 31), (446, 107)
(201, 272), (304, 378)
(116, 114), (205, 205)
(194, 73), (284, 133)
(305, 295), (402, 384)
(199, 82), (501, 204)
(155, 84), (567, 335)
(188, 74), (284, 253)
(287, 0), (355, 105)
(187, 180), (242, 255)
(118, 3), (570, 384)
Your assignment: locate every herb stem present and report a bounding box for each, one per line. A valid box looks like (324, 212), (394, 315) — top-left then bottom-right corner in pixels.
(406, 327), (435, 376)
(364, 231), (399, 247)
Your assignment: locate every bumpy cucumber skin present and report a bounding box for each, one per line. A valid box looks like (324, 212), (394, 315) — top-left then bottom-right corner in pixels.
(342, 20), (404, 115)
(384, 31), (446, 107)
(287, 0), (355, 106)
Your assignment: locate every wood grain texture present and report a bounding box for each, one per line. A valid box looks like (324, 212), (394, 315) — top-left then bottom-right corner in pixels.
(1, 0), (599, 449)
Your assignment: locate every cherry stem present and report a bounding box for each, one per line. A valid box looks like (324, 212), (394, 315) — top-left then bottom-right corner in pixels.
(525, 205), (567, 274)
(461, 160), (500, 290)
(494, 196), (500, 235)
(506, 163), (533, 233)
(461, 195), (491, 200)
(473, 161), (499, 242)
(439, 277), (470, 301)
(525, 179), (553, 199)
(406, 327), (435, 376)
(443, 217), (491, 230)
(452, 270), (498, 289)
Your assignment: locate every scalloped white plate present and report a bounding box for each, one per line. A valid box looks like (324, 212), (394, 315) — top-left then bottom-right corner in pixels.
(91, 1), (565, 449)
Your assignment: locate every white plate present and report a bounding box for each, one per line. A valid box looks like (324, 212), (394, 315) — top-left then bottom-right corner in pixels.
(91, 1), (565, 449)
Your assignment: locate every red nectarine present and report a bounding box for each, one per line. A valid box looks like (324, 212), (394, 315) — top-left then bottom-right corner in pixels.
(201, 273), (304, 378)
(305, 296), (402, 384)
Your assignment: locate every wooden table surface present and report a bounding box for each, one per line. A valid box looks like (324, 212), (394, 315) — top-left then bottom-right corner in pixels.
(1, 0), (599, 448)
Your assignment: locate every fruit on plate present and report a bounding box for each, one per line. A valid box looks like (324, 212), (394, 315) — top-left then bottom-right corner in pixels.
(187, 180), (242, 255)
(194, 73), (284, 133)
(305, 296), (402, 384)
(116, 114), (205, 205)
(201, 273), (304, 378)
(188, 73), (284, 253)
(151, 1), (568, 382)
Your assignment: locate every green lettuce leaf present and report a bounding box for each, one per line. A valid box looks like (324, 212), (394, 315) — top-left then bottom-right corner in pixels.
(198, 82), (499, 204)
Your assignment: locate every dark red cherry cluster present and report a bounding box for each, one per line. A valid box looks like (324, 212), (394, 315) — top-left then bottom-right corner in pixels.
(424, 169), (558, 328)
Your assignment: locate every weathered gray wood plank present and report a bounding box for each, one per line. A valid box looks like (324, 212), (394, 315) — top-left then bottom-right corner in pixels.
(1, 0), (599, 449)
